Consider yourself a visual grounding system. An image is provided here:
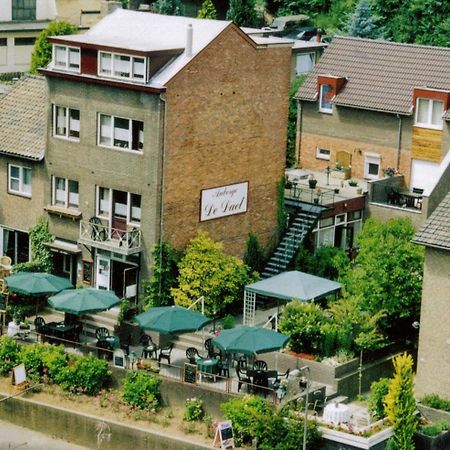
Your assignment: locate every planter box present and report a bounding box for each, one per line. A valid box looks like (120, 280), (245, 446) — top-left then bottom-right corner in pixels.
(319, 425), (393, 450)
(332, 169), (351, 180)
(417, 404), (450, 424)
(414, 430), (450, 450)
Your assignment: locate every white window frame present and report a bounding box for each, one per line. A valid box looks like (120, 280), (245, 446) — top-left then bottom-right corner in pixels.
(319, 84), (333, 113)
(97, 113), (144, 153)
(52, 176), (79, 210)
(364, 153), (381, 180)
(98, 51), (147, 82)
(52, 45), (80, 72)
(296, 52), (316, 75)
(96, 187), (141, 227)
(8, 164), (31, 197)
(53, 105), (80, 141)
(415, 98), (444, 130)
(316, 147), (331, 160)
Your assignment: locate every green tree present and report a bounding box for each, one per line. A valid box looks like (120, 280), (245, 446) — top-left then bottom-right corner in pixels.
(171, 231), (253, 316)
(153, 0), (185, 16)
(343, 0), (384, 39)
(243, 233), (265, 274)
(286, 75), (306, 167)
(384, 353), (418, 450)
(197, 0), (217, 19)
(30, 21), (78, 74)
(142, 241), (180, 309)
(226, 0), (258, 27)
(343, 218), (424, 336)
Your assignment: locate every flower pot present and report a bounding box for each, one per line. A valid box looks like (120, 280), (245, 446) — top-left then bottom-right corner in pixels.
(309, 179), (317, 189)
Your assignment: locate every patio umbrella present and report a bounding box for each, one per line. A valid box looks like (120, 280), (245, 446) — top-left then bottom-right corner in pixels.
(48, 288), (121, 315)
(134, 305), (211, 334)
(4, 272), (73, 296)
(212, 326), (289, 355)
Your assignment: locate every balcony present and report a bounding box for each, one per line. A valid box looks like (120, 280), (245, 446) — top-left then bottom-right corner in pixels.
(78, 220), (143, 255)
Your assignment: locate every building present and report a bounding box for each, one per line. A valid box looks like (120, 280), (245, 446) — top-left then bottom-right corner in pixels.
(296, 37), (450, 228)
(0, 76), (47, 263)
(412, 191), (450, 400)
(27, 9), (291, 299)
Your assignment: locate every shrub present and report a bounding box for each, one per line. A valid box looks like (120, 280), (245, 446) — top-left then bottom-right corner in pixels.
(183, 397), (204, 421)
(40, 344), (68, 380)
(56, 354), (110, 395)
(421, 394), (450, 413)
(369, 377), (391, 420)
(19, 343), (48, 382)
(0, 336), (21, 376)
(122, 370), (161, 410)
(243, 233), (265, 274)
(222, 314), (235, 329)
(420, 420), (450, 437)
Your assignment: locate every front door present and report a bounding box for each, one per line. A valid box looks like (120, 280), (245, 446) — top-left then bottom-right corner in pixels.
(95, 255), (111, 290)
(110, 260), (138, 300)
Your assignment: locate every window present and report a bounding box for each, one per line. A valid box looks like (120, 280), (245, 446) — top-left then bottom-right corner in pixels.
(98, 114), (144, 152)
(14, 37), (35, 46)
(316, 147), (331, 160)
(1, 228), (29, 264)
(319, 84), (333, 113)
(0, 39), (7, 46)
(296, 53), (315, 75)
(96, 187), (141, 225)
(52, 177), (79, 209)
(53, 45), (80, 72)
(53, 105), (80, 140)
(8, 164), (31, 196)
(364, 153), (380, 180)
(98, 51), (146, 82)
(415, 98), (444, 129)
(12, 0), (36, 20)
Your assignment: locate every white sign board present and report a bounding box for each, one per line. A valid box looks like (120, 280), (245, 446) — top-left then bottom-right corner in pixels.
(200, 182), (248, 222)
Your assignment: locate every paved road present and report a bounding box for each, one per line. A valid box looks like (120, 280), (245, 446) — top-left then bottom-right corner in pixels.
(0, 420), (88, 450)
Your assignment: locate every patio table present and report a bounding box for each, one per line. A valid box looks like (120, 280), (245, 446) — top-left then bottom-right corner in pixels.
(323, 402), (350, 424)
(197, 358), (219, 381)
(46, 321), (78, 340)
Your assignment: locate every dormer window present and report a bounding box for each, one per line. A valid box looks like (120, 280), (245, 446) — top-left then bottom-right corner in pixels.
(53, 45), (80, 72)
(319, 84), (333, 113)
(98, 51), (147, 82)
(415, 98), (444, 130)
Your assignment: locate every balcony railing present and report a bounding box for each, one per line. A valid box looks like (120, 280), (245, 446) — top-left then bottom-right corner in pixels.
(79, 219), (143, 255)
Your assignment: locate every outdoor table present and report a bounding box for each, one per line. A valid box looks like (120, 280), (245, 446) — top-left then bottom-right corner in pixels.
(7, 321), (20, 337)
(102, 335), (120, 351)
(247, 369), (270, 396)
(46, 321), (78, 341)
(196, 358), (219, 381)
(323, 402), (350, 424)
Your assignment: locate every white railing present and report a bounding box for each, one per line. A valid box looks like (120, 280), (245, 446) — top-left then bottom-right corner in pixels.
(79, 220), (142, 254)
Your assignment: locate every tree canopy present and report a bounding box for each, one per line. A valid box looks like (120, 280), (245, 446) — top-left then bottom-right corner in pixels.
(30, 21), (78, 74)
(226, 0), (258, 27)
(153, 0), (185, 16)
(197, 0), (217, 19)
(343, 0), (384, 39)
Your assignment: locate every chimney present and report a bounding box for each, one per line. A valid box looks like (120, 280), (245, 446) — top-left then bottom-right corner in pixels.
(316, 28), (322, 43)
(186, 24), (193, 58)
(100, 1), (123, 17)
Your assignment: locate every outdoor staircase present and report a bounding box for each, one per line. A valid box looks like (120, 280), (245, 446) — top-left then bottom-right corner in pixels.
(171, 329), (214, 354)
(261, 202), (323, 279)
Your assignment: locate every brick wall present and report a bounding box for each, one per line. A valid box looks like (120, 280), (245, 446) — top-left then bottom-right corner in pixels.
(163, 25), (291, 256)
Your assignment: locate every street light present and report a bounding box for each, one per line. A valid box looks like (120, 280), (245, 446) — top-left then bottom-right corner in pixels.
(299, 366), (311, 450)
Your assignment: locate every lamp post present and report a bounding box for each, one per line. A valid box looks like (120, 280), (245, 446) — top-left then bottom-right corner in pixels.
(299, 366), (311, 450)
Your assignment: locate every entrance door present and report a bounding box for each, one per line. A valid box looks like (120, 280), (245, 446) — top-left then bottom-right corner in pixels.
(95, 255), (111, 290)
(53, 253), (77, 285)
(110, 260), (138, 300)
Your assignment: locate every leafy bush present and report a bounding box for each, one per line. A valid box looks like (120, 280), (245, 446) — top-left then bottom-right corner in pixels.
(243, 233), (265, 274)
(20, 343), (48, 382)
(420, 420), (450, 437)
(369, 377), (391, 420)
(40, 344), (68, 380)
(183, 397), (204, 421)
(279, 301), (326, 354)
(122, 371), (161, 410)
(421, 394), (450, 413)
(56, 354), (110, 395)
(0, 336), (21, 376)
(222, 314), (235, 329)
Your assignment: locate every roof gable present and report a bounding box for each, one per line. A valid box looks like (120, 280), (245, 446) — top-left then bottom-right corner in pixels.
(297, 36), (450, 115)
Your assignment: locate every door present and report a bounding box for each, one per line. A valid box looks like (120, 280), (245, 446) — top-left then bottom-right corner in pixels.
(112, 190), (127, 239)
(95, 255), (111, 290)
(110, 260), (138, 300)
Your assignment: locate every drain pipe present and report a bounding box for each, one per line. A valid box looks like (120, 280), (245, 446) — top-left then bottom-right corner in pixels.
(158, 93), (167, 299)
(396, 114), (402, 172)
(295, 99), (302, 167)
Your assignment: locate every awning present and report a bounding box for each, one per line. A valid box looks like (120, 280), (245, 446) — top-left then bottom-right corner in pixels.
(45, 239), (81, 255)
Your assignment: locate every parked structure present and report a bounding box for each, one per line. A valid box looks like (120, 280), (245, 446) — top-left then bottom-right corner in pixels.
(0, 9), (291, 299)
(412, 191), (450, 400)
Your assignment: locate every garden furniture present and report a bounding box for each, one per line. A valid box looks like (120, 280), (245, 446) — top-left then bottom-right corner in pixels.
(236, 366), (252, 392)
(140, 334), (157, 359)
(158, 343), (173, 365)
(204, 337), (221, 358)
(253, 360), (268, 371)
(186, 347), (202, 364)
(196, 357), (219, 382)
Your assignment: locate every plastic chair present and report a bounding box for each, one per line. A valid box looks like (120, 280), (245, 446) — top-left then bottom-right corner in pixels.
(140, 334), (157, 359)
(89, 216), (107, 241)
(217, 358), (230, 377)
(34, 316), (46, 333)
(237, 366), (251, 392)
(204, 338), (221, 358)
(158, 343), (173, 365)
(95, 327), (110, 341)
(186, 347), (201, 364)
(253, 360), (268, 371)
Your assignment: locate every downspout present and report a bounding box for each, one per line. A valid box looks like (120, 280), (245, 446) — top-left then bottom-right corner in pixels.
(295, 99), (302, 167)
(158, 93), (167, 300)
(396, 114), (402, 172)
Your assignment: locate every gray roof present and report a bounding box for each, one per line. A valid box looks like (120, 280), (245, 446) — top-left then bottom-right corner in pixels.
(413, 191), (450, 250)
(297, 36), (450, 115)
(245, 270), (342, 301)
(0, 76), (46, 161)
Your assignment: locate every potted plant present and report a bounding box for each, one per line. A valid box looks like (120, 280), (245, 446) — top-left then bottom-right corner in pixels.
(308, 174), (318, 189)
(348, 179), (358, 187)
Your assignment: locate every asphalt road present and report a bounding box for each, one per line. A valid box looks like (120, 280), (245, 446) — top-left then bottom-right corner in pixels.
(0, 420), (88, 450)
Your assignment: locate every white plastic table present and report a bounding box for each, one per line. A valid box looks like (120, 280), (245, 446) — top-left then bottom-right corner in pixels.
(323, 402), (350, 424)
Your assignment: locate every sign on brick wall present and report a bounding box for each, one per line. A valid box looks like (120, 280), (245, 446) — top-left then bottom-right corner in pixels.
(200, 182), (248, 222)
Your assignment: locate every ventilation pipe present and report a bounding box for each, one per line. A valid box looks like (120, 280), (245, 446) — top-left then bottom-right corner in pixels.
(186, 24), (193, 58)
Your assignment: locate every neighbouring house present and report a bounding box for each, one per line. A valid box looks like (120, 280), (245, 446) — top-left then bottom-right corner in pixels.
(296, 37), (450, 228)
(412, 190), (450, 400)
(22, 9), (290, 300)
(0, 76), (47, 264)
